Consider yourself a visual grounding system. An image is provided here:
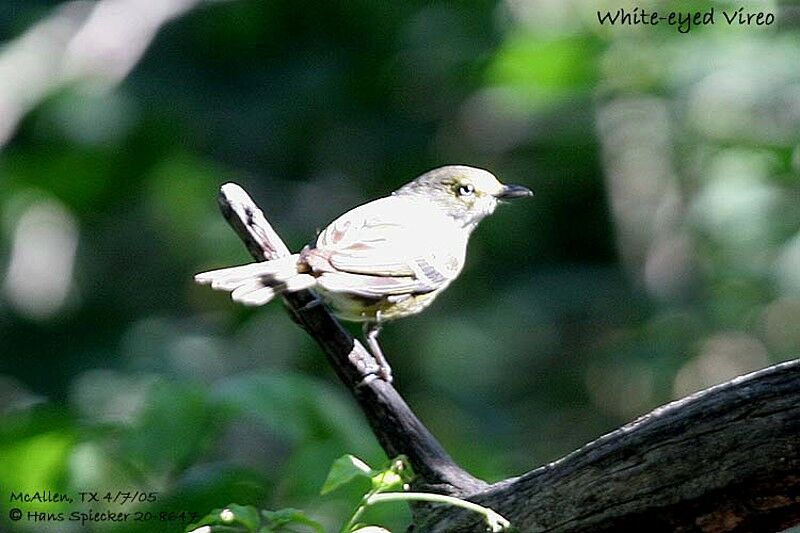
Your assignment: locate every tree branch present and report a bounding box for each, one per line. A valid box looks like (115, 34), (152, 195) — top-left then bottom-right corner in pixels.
(416, 359), (800, 532)
(215, 182), (800, 532)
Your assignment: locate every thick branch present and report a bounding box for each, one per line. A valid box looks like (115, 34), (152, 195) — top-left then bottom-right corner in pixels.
(417, 359), (800, 532)
(216, 183), (486, 494)
(215, 183), (800, 532)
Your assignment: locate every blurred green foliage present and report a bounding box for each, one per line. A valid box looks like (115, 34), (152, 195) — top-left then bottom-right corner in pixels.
(1, 0), (799, 531)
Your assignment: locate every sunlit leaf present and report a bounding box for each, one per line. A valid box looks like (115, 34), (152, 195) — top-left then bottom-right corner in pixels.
(371, 456), (413, 491)
(186, 503), (261, 532)
(321, 454), (374, 495)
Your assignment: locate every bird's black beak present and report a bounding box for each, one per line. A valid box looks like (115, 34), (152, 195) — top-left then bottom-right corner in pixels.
(496, 184), (534, 199)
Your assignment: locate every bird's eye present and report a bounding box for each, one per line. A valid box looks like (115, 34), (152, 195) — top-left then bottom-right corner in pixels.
(457, 183), (475, 197)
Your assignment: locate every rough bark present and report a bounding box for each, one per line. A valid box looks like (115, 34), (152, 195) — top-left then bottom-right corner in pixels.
(215, 182), (800, 532)
(417, 360), (800, 532)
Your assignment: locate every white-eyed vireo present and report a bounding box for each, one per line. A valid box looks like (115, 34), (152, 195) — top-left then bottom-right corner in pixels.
(196, 165), (532, 382)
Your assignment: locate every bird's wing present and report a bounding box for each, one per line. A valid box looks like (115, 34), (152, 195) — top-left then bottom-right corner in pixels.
(316, 272), (424, 298)
(313, 196), (465, 295)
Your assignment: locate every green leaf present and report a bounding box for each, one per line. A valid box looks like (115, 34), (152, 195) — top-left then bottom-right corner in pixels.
(263, 508), (324, 532)
(185, 503), (262, 533)
(371, 456), (413, 492)
(0, 422), (75, 505)
(320, 454), (374, 495)
(370, 470), (403, 492)
(188, 505), (321, 533)
(223, 505), (262, 530)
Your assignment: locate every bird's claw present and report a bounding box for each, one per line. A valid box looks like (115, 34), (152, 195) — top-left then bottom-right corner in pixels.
(378, 364), (393, 383)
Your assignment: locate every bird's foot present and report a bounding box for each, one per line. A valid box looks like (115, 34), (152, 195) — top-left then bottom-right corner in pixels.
(377, 360), (393, 383)
(354, 361), (392, 387)
(349, 344), (382, 380)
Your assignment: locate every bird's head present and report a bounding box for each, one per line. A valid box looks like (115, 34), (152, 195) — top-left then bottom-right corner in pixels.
(396, 165), (533, 229)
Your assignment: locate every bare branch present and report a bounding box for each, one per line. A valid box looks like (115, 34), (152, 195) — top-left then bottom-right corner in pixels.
(217, 183), (291, 261)
(417, 360), (800, 532)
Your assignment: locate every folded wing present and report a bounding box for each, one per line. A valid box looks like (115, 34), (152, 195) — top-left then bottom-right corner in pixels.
(311, 196), (465, 296)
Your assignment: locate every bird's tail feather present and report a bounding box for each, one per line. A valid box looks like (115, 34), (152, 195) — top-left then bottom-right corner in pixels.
(194, 254), (315, 306)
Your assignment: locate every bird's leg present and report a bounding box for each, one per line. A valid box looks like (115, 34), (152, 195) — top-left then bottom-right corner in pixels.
(363, 322), (393, 383)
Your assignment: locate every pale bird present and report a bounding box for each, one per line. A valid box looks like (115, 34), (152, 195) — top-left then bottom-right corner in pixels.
(195, 165), (533, 382)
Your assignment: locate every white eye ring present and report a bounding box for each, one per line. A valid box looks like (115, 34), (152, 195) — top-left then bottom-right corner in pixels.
(457, 183), (475, 197)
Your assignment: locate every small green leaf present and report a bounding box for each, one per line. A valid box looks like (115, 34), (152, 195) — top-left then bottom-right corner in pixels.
(321, 454), (374, 495)
(186, 511), (222, 532)
(371, 456), (412, 491)
(185, 503), (261, 533)
(370, 470), (403, 492)
(263, 508), (324, 532)
(223, 504), (262, 530)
